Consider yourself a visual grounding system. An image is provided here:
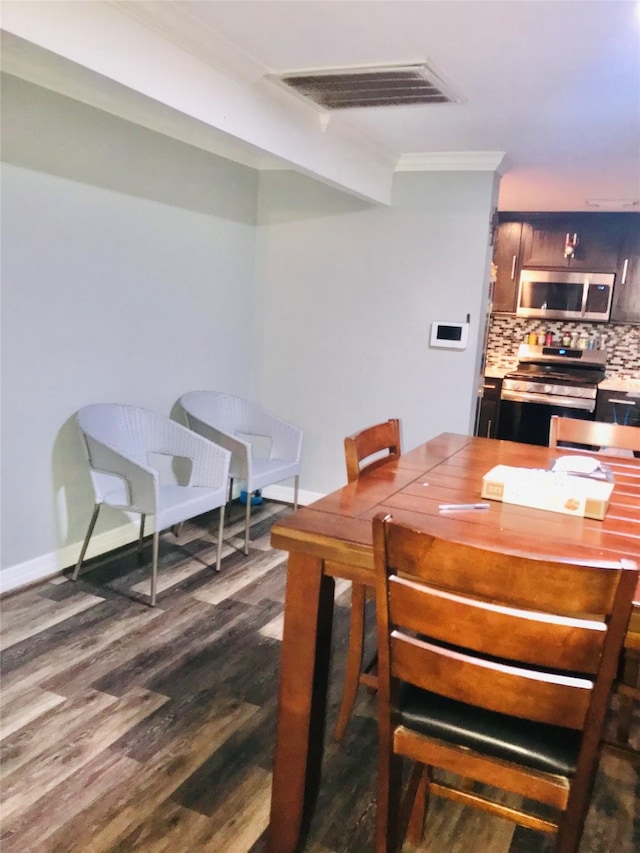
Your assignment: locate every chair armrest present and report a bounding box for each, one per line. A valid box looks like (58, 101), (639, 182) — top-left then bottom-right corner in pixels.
(240, 408), (302, 462)
(170, 425), (231, 489)
(183, 415), (249, 480)
(84, 436), (158, 514)
(265, 416), (303, 462)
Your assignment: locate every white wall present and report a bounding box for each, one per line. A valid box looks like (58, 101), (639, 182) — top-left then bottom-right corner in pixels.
(1, 76), (260, 587)
(256, 169), (498, 494)
(1, 74), (499, 590)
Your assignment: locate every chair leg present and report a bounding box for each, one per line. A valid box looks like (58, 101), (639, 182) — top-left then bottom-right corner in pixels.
(228, 477), (234, 505)
(244, 495), (251, 556)
(334, 582), (368, 741)
(138, 514), (146, 555)
(617, 696), (635, 746)
(376, 749), (404, 853)
(150, 529), (159, 607)
(293, 474), (299, 511)
(405, 764), (429, 845)
(215, 505), (226, 572)
(617, 656), (640, 744)
(73, 503), (101, 580)
(555, 798), (592, 853)
(555, 750), (603, 853)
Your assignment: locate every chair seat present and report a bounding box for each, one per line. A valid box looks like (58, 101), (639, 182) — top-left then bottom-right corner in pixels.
(100, 481), (228, 531)
(156, 484), (228, 530)
(248, 457), (300, 492)
(399, 684), (581, 777)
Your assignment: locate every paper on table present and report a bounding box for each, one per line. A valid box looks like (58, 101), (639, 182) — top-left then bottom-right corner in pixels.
(551, 455), (613, 482)
(552, 455), (602, 474)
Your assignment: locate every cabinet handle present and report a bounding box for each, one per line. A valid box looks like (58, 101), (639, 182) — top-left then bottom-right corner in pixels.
(621, 258), (629, 285)
(608, 398), (636, 406)
(486, 419), (492, 437)
(510, 255), (517, 281)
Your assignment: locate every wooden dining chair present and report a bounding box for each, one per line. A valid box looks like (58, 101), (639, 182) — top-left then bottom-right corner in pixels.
(372, 513), (638, 853)
(333, 418), (402, 742)
(549, 414), (640, 753)
(549, 415), (640, 454)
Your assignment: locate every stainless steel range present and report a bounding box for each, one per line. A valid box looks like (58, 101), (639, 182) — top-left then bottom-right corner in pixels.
(497, 344), (607, 446)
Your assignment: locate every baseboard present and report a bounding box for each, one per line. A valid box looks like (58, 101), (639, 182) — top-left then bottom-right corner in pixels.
(0, 486), (324, 596)
(260, 484), (323, 507)
(0, 520), (142, 596)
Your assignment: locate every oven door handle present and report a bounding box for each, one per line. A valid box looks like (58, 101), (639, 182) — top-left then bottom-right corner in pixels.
(500, 389), (596, 412)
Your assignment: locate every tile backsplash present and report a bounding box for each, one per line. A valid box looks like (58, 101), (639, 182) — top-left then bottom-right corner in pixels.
(486, 316), (640, 379)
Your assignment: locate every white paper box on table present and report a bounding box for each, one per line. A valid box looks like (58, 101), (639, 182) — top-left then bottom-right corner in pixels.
(480, 465), (615, 520)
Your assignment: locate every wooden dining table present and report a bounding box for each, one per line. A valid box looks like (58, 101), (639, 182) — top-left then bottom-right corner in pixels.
(267, 433), (640, 853)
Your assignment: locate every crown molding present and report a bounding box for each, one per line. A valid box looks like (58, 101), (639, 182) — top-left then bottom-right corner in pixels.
(0, 6), (396, 204)
(396, 151), (507, 173)
(108, 0), (267, 84)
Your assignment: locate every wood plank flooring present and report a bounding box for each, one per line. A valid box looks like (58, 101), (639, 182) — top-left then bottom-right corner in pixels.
(1, 500), (638, 852)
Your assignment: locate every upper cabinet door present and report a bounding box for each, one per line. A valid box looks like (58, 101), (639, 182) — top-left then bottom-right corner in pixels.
(611, 215), (640, 323)
(520, 213), (625, 272)
(492, 221), (524, 313)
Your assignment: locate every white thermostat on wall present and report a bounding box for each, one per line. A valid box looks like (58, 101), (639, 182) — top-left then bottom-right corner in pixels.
(430, 321), (469, 350)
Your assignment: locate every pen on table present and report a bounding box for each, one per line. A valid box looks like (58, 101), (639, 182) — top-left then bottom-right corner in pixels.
(438, 502), (490, 512)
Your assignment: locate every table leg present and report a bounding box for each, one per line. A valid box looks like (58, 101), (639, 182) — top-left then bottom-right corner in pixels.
(268, 552), (335, 853)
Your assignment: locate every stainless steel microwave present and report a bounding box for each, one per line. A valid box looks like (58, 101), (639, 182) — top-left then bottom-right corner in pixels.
(516, 269), (615, 321)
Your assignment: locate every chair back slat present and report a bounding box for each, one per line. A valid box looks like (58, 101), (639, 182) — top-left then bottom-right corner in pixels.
(549, 415), (640, 452)
(384, 524), (622, 616)
(345, 419), (401, 482)
(391, 633), (593, 729)
(388, 576), (607, 673)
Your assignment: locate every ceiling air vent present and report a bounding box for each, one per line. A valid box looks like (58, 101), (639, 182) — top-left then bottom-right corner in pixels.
(275, 63), (461, 110)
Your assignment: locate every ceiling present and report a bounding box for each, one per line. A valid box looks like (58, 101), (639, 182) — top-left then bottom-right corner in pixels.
(2, 0), (640, 212)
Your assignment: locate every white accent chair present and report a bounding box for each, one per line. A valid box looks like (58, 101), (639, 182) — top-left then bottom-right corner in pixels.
(73, 403), (231, 606)
(179, 392), (303, 554)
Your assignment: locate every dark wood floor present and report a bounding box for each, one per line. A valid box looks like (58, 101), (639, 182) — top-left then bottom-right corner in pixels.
(1, 500), (638, 852)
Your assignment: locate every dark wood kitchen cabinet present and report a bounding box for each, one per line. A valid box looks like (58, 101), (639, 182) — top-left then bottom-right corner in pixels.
(519, 213), (625, 272)
(611, 215), (640, 323)
(492, 222), (527, 313)
(491, 212), (639, 321)
(475, 377), (502, 438)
